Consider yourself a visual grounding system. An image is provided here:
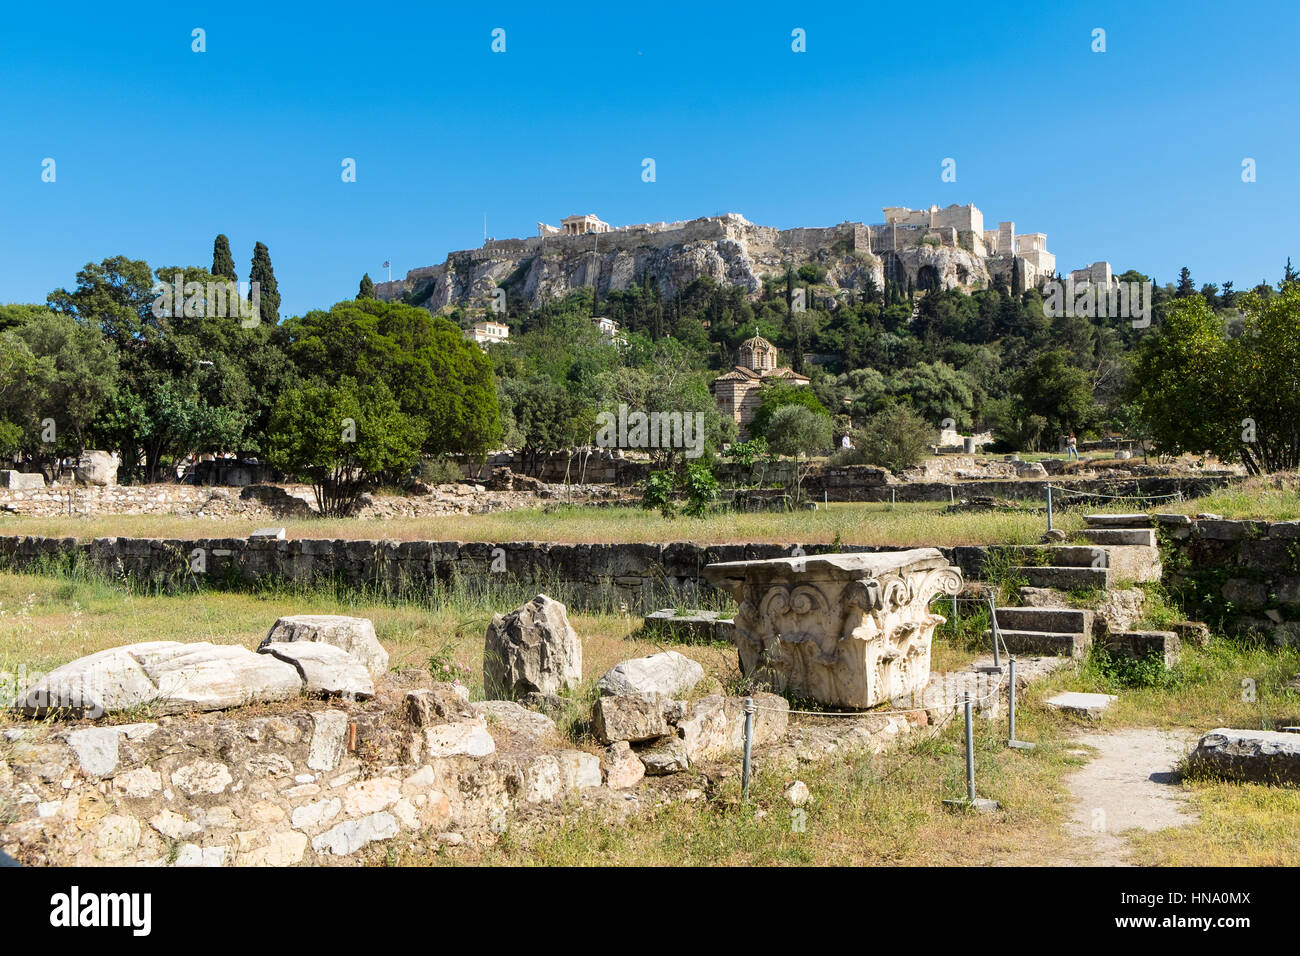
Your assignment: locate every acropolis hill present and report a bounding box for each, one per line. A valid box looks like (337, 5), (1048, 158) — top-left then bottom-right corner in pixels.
(375, 204), (1069, 312)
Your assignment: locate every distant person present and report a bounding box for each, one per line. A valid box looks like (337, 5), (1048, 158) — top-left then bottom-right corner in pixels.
(841, 434), (853, 450)
(1067, 433), (1078, 461)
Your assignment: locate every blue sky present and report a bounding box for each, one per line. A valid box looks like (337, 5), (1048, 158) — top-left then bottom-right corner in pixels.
(2, 0), (1296, 316)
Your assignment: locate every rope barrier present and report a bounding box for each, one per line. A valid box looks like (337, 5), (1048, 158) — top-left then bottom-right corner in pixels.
(1052, 488), (1183, 501)
(749, 668), (1007, 718)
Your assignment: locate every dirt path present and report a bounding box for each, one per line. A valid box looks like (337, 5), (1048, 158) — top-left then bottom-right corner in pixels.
(1059, 727), (1199, 866)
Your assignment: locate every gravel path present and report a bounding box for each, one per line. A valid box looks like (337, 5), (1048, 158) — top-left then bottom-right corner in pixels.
(1060, 727), (1199, 866)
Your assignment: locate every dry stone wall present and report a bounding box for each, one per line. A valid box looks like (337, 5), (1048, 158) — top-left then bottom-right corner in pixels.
(0, 673), (601, 866)
(1160, 516), (1300, 645)
(0, 534), (1007, 612)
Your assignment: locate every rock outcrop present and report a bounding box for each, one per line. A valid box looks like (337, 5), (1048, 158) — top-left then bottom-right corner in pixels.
(483, 595), (582, 699)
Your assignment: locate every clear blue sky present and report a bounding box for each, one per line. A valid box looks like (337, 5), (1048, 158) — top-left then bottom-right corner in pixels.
(2, 0), (1296, 316)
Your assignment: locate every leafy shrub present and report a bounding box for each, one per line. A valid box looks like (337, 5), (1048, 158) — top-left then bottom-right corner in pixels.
(642, 470), (677, 518)
(681, 462), (720, 517)
(852, 404), (934, 473)
(416, 456), (465, 485)
(1088, 647), (1171, 689)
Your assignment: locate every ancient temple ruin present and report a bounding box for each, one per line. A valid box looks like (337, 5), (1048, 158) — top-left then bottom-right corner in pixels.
(703, 549), (964, 709)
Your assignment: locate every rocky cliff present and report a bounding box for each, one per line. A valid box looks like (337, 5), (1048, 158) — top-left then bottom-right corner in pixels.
(375, 213), (1002, 312)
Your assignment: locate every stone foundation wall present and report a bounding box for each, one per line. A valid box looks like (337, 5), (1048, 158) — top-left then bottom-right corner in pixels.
(1160, 517), (1300, 645)
(0, 534), (1006, 612)
(0, 676), (601, 867)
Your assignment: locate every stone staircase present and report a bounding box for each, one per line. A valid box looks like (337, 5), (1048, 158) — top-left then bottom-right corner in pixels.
(991, 606), (1094, 659)
(984, 513), (1164, 660)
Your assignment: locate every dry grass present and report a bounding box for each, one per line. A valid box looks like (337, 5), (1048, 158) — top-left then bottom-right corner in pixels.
(0, 500), (1072, 547)
(0, 571), (740, 713)
(5, 565), (1299, 866)
(1127, 783), (1300, 865)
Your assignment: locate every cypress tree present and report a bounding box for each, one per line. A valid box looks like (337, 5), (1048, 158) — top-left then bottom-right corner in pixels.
(358, 273), (375, 299)
(212, 234), (236, 280)
(249, 242), (281, 324)
(1011, 256), (1023, 297)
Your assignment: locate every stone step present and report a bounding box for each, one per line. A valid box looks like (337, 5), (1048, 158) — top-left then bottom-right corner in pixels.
(1041, 545), (1111, 568)
(1082, 528), (1157, 547)
(1011, 565), (1110, 590)
(1102, 630), (1181, 668)
(985, 628), (1091, 658)
(1083, 513), (1153, 528)
(995, 606), (1094, 634)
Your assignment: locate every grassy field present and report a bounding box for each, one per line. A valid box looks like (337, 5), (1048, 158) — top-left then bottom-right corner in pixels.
(0, 500), (1076, 547)
(442, 632), (1300, 867)
(4, 473), (1297, 548)
(3, 567), (1299, 866)
(0, 571), (737, 710)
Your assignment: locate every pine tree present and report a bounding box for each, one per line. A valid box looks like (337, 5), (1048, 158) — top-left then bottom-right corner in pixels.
(249, 242), (281, 324)
(1284, 257), (1298, 286)
(358, 273), (375, 299)
(1221, 280), (1235, 307)
(1175, 266), (1195, 297)
(212, 234), (236, 280)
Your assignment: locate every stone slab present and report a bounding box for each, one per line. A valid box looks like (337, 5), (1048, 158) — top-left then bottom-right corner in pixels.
(262, 614), (389, 678)
(260, 641), (374, 698)
(1045, 692), (1117, 718)
(1187, 728), (1300, 785)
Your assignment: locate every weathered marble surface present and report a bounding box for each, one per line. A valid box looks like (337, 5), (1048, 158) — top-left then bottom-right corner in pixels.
(703, 549), (962, 708)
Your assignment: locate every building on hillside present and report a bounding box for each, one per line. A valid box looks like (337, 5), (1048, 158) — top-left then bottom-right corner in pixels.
(1070, 261), (1115, 286)
(465, 320), (509, 347)
(592, 315), (625, 344)
(537, 214), (612, 237)
(710, 335), (810, 437)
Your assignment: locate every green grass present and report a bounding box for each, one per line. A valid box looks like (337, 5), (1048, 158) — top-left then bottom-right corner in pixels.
(426, 633), (1300, 867)
(5, 563), (1299, 867)
(0, 570), (737, 720)
(0, 500), (1073, 547)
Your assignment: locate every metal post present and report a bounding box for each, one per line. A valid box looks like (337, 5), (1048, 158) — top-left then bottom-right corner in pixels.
(944, 693), (1000, 812)
(741, 696), (755, 802)
(964, 696), (976, 802)
(890, 488), (895, 509)
(1046, 483), (1054, 532)
(950, 486), (955, 505)
(1008, 658), (1036, 749)
(987, 590), (1002, 670)
(951, 592), (958, 623)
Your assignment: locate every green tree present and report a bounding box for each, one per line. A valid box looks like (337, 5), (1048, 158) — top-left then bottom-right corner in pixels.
(1133, 286), (1300, 473)
(1013, 350), (1096, 447)
(1176, 266), (1196, 298)
(0, 309), (118, 475)
(764, 404), (832, 499)
(500, 375), (593, 476)
(249, 241), (281, 326)
(358, 273), (375, 299)
(748, 382), (829, 438)
(852, 404), (934, 473)
(889, 360), (976, 431)
(281, 298), (501, 456)
(212, 235), (237, 280)
(266, 379), (426, 516)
